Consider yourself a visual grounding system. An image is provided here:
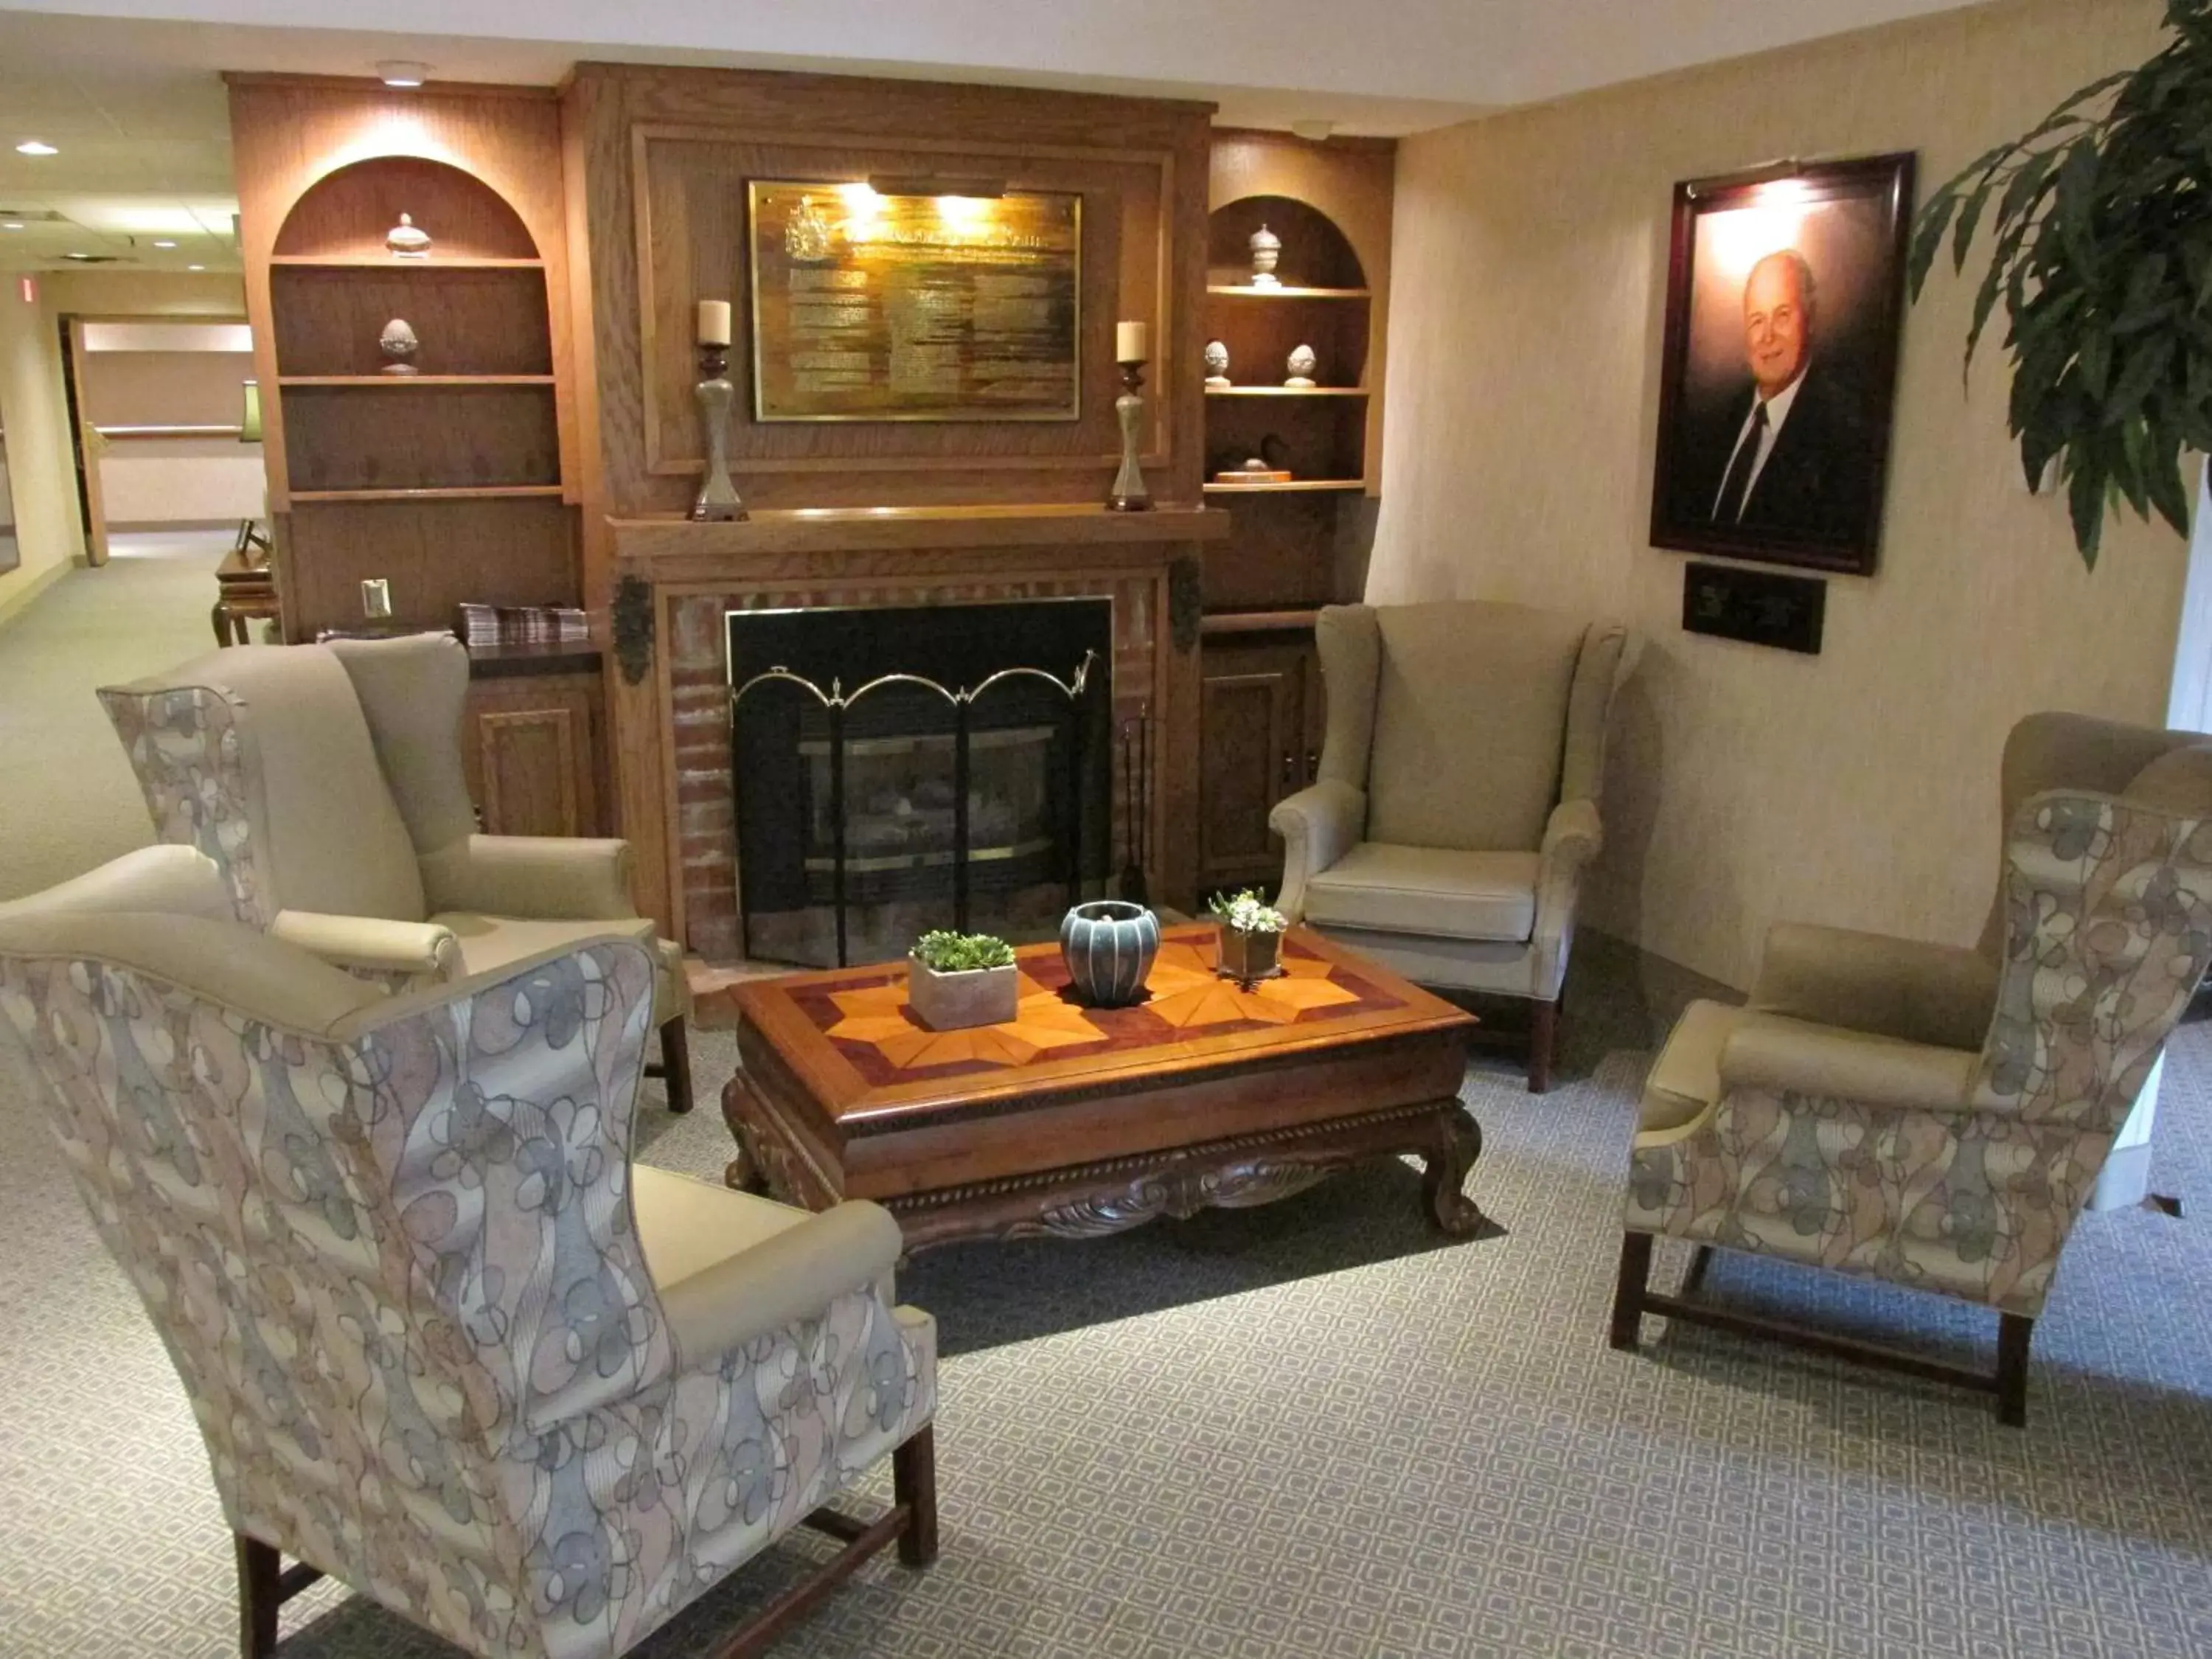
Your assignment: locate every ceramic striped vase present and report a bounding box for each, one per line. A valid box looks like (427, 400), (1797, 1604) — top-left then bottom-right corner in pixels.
(1060, 900), (1160, 1008)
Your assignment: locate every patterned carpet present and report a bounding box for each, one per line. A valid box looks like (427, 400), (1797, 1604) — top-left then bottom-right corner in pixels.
(6, 947), (2212, 1657)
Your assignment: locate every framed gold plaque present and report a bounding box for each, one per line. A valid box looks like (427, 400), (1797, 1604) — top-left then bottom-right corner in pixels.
(747, 182), (1082, 422)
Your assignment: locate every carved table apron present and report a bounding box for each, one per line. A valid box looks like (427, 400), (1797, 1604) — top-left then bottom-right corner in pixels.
(716, 925), (1484, 1253)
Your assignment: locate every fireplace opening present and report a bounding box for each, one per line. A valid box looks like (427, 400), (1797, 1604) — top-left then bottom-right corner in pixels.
(729, 599), (1114, 967)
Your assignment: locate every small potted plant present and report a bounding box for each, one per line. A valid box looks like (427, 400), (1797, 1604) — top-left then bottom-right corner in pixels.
(1208, 888), (1288, 984)
(908, 929), (1019, 1031)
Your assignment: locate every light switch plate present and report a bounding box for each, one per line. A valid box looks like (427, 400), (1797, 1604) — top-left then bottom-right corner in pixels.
(361, 577), (392, 619)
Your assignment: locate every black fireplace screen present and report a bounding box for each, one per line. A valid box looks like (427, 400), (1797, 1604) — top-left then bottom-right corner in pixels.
(728, 599), (1113, 967)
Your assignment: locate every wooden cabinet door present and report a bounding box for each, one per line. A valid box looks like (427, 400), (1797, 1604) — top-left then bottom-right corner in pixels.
(1198, 636), (1314, 894)
(462, 673), (606, 838)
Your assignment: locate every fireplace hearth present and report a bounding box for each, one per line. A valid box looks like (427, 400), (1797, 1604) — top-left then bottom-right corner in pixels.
(730, 599), (1114, 967)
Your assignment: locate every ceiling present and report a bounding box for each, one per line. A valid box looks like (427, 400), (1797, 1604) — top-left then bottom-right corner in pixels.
(0, 0), (2000, 274)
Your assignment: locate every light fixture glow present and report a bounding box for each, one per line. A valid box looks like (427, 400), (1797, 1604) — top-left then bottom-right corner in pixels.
(14, 141), (58, 157)
(0, 222), (23, 232)
(153, 239), (177, 248)
(377, 60), (431, 88)
(187, 263), (205, 271)
(1290, 119), (1336, 142)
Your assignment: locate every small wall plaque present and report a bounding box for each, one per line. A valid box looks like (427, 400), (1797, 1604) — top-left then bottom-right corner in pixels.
(1682, 560), (1825, 655)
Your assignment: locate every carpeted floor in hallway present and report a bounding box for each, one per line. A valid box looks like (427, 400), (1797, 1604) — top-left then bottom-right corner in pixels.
(0, 529), (231, 902)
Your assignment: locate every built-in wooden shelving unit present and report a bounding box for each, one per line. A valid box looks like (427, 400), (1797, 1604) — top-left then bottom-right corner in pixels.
(231, 78), (582, 642)
(1195, 131), (1396, 896)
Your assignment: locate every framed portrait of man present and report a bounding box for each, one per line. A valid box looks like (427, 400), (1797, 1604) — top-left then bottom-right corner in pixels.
(1649, 153), (1915, 577)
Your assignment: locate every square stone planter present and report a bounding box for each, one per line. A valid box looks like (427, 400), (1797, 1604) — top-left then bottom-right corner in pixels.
(1217, 925), (1283, 984)
(908, 959), (1019, 1031)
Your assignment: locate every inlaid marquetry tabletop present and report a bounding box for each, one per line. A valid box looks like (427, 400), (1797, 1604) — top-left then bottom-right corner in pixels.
(719, 925), (1488, 1252)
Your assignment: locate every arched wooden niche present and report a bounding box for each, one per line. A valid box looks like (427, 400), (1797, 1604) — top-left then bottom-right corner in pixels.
(275, 156), (538, 262)
(1206, 195), (1366, 293)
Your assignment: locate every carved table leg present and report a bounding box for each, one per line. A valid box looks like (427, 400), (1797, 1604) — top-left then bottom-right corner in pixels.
(1420, 1105), (1486, 1236)
(720, 1075), (771, 1195)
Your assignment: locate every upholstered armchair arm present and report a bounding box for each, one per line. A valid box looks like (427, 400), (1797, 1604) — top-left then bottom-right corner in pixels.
(656, 1199), (908, 1361)
(1719, 1015), (1980, 1112)
(1750, 922), (1997, 1052)
(270, 909), (461, 987)
(419, 834), (639, 921)
(1270, 780), (1366, 919)
(1528, 797), (1602, 1000)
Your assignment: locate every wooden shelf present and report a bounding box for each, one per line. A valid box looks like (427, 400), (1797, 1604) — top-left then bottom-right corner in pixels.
(1207, 285), (1371, 299)
(291, 484), (566, 504)
(1205, 479), (1366, 495)
(1206, 386), (1370, 397)
(278, 375), (557, 387)
(270, 254), (546, 270)
(1200, 608), (1324, 635)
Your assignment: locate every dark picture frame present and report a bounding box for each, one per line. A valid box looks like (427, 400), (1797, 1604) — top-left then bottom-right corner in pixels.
(1649, 153), (1915, 576)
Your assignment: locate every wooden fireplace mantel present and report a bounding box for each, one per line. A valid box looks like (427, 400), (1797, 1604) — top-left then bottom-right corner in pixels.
(610, 502), (1227, 582)
(604, 501), (1222, 955)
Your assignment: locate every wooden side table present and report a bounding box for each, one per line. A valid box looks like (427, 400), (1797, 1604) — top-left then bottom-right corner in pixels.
(212, 548), (280, 646)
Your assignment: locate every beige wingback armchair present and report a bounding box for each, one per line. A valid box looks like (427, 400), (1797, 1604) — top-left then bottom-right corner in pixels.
(0, 845), (938, 1658)
(1270, 600), (1635, 1091)
(1613, 713), (2212, 1425)
(100, 633), (696, 1113)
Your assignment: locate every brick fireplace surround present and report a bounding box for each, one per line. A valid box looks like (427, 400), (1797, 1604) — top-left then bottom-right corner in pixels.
(606, 504), (1225, 962)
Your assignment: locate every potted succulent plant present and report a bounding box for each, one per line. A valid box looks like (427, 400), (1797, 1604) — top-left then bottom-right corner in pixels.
(908, 929), (1018, 1031)
(1208, 888), (1288, 984)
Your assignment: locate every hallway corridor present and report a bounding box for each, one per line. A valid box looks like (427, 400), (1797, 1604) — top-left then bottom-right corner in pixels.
(0, 529), (231, 901)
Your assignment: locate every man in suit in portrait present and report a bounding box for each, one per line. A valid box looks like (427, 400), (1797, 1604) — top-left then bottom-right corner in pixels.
(1688, 248), (1872, 547)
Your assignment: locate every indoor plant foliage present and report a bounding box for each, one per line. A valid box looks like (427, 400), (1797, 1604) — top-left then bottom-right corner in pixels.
(908, 929), (1018, 1030)
(1209, 888), (1287, 981)
(910, 930), (1016, 973)
(1908, 0), (2212, 565)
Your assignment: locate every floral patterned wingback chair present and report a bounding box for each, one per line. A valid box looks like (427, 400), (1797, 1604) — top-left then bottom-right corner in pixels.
(0, 846), (937, 1658)
(1613, 713), (2212, 1426)
(99, 635), (697, 1113)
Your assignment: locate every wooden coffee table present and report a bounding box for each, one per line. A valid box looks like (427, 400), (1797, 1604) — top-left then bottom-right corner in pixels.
(719, 924), (1484, 1252)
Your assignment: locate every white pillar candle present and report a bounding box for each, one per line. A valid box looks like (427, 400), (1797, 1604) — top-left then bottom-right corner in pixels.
(697, 299), (732, 347)
(1115, 320), (1148, 363)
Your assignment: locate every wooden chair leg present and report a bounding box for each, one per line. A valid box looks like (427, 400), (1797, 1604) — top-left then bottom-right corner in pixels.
(659, 1016), (694, 1115)
(894, 1425), (939, 1567)
(1609, 1231), (1653, 1352)
(1995, 1312), (2034, 1428)
(235, 1535), (279, 1659)
(1528, 998), (1557, 1093)
(1682, 1243), (1714, 1296)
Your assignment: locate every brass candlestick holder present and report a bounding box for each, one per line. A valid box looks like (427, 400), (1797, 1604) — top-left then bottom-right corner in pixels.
(1107, 360), (1152, 512)
(691, 343), (746, 523)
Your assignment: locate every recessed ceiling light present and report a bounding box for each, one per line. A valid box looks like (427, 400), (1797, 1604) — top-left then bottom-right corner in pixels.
(153, 238), (178, 248)
(377, 60), (431, 88)
(187, 263), (205, 271)
(14, 141), (58, 157)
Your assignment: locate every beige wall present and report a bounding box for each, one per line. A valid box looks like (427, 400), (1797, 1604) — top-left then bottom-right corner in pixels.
(1375, 0), (2182, 990)
(0, 279), (85, 619)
